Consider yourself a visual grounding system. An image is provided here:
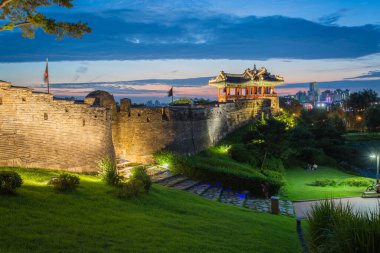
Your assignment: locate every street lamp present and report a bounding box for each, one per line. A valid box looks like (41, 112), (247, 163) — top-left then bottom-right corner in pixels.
(370, 154), (379, 183)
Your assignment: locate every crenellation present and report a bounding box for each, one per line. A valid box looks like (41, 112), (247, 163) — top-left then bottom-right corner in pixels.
(1, 85), (278, 171)
(0, 85), (115, 173)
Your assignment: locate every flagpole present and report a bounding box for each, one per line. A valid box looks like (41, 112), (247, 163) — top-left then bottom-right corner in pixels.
(45, 58), (50, 94)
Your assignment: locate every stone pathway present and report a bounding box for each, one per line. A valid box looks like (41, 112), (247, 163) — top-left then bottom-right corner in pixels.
(146, 167), (295, 216)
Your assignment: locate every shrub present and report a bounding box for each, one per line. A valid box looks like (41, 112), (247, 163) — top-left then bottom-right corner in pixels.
(50, 173), (80, 192)
(130, 166), (151, 191)
(262, 157), (285, 172)
(98, 156), (121, 186)
(261, 169), (284, 182)
(311, 178), (337, 187)
(0, 171), (22, 194)
(296, 147), (323, 164)
(229, 144), (260, 167)
(155, 150), (284, 197)
(308, 200), (380, 253)
(340, 177), (375, 187)
(153, 151), (189, 174)
(117, 178), (145, 199)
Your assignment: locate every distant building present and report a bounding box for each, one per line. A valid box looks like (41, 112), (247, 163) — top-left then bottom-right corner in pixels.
(208, 65), (284, 102)
(294, 82), (349, 110)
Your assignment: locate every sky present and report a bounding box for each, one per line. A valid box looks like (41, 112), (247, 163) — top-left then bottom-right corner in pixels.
(0, 0), (380, 103)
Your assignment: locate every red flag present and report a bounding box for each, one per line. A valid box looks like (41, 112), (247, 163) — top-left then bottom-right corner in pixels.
(168, 87), (173, 97)
(44, 59), (49, 85)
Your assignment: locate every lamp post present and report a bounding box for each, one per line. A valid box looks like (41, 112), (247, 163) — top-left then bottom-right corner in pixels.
(370, 154), (379, 183)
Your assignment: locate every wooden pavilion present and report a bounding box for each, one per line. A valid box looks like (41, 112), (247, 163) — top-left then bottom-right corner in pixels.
(208, 65), (284, 102)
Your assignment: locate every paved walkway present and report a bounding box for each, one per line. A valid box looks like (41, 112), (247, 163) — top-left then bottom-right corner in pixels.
(294, 197), (380, 219)
(117, 163), (295, 216)
(152, 169), (295, 216)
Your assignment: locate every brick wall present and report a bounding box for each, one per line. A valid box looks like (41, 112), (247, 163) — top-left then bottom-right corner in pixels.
(0, 84), (115, 173)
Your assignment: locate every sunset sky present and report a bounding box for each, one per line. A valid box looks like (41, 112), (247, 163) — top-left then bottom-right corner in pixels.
(1, 0), (380, 103)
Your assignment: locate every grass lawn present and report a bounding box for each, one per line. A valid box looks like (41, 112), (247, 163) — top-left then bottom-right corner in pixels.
(282, 166), (372, 201)
(0, 167), (301, 253)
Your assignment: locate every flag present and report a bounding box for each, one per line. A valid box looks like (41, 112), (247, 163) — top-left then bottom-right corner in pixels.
(44, 59), (49, 84)
(168, 87), (173, 97)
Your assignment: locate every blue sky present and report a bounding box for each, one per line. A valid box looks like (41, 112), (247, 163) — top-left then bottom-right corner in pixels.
(1, 0), (380, 102)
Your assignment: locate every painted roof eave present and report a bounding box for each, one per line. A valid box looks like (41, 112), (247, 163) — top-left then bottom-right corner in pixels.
(208, 80), (284, 87)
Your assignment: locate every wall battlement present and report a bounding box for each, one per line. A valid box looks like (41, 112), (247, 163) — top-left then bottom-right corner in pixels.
(0, 85), (278, 172)
(113, 98), (278, 163)
(0, 85), (115, 172)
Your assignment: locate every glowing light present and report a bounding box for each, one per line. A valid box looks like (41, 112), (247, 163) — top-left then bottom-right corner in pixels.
(370, 155), (376, 159)
(161, 163), (169, 169)
(216, 145), (231, 154)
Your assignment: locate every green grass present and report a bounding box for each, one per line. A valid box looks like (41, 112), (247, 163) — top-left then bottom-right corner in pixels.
(0, 167), (301, 253)
(344, 132), (380, 141)
(282, 166), (372, 201)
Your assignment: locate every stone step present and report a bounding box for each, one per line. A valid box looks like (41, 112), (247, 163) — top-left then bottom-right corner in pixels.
(147, 168), (165, 177)
(220, 189), (246, 207)
(163, 176), (189, 187)
(173, 179), (200, 190)
(245, 198), (271, 212)
(186, 183), (212, 195)
(279, 200), (295, 216)
(152, 170), (173, 183)
(202, 186), (223, 201)
(154, 174), (182, 185)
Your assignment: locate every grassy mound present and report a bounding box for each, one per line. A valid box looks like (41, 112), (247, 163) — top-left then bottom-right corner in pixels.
(0, 167), (301, 253)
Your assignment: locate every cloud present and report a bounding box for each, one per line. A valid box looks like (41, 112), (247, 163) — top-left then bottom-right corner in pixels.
(344, 70), (380, 80)
(318, 9), (349, 26)
(0, 9), (379, 62)
(72, 64), (89, 81)
(24, 74), (380, 104)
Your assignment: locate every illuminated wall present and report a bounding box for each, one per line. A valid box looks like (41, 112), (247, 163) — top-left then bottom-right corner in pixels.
(0, 82), (278, 170)
(0, 83), (115, 173)
(113, 98), (279, 163)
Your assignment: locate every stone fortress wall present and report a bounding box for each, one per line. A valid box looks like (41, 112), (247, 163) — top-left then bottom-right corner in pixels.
(0, 82), (279, 172)
(113, 98), (278, 163)
(0, 82), (115, 173)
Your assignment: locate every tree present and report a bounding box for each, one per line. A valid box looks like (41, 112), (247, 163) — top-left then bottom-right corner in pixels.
(0, 0), (91, 39)
(279, 97), (302, 116)
(344, 89), (378, 113)
(171, 98), (192, 105)
(364, 106), (380, 132)
(246, 118), (290, 168)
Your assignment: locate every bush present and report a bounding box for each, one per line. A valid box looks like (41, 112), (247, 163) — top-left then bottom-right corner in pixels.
(0, 171), (22, 194)
(261, 169), (284, 182)
(50, 173), (80, 192)
(130, 167), (151, 191)
(154, 150), (284, 197)
(117, 178), (145, 199)
(340, 177), (375, 187)
(308, 200), (380, 253)
(98, 156), (121, 186)
(153, 151), (189, 174)
(229, 144), (260, 167)
(311, 178), (337, 187)
(262, 157), (285, 173)
(296, 147), (323, 164)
